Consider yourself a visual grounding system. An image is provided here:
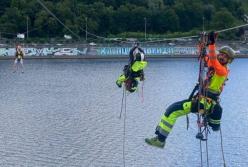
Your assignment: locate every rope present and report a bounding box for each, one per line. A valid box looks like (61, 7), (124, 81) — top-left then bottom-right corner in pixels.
(220, 127), (227, 167)
(141, 22), (248, 44)
(33, 0), (248, 43)
(141, 81), (144, 103)
(217, 23), (248, 33)
(118, 86), (127, 167)
(119, 86), (125, 119)
(21, 22), (50, 35)
(198, 60), (204, 167)
(36, 0), (81, 40)
(199, 139), (203, 167)
(196, 32), (208, 167)
(122, 89), (127, 167)
(203, 67), (210, 167)
(198, 119), (211, 167)
(194, 30), (231, 167)
(25, 1), (248, 43)
(205, 125), (209, 167)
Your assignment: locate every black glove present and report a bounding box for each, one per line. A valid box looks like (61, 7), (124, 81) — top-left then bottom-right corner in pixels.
(208, 31), (218, 45)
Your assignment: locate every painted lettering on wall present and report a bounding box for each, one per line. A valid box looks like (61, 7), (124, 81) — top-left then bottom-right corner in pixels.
(1, 46), (198, 56)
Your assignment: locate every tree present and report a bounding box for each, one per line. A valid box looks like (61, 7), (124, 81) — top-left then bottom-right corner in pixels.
(163, 0), (175, 6)
(0, 1), (11, 15)
(211, 8), (236, 30)
(174, 0), (204, 31)
(148, 0), (165, 11)
(0, 0), (247, 40)
(151, 8), (179, 33)
(0, 7), (25, 34)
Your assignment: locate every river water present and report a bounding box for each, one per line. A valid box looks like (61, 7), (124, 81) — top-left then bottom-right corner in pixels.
(0, 59), (247, 167)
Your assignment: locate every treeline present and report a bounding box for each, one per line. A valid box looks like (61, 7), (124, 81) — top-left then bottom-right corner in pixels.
(0, 0), (247, 41)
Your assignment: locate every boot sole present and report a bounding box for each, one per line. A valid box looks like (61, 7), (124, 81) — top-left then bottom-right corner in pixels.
(145, 138), (164, 149)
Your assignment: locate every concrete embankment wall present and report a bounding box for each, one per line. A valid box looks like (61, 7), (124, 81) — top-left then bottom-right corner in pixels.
(1, 44), (248, 59)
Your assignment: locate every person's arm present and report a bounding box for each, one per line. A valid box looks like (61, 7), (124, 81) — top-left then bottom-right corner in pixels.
(207, 32), (227, 76)
(128, 47), (136, 65)
(21, 51), (24, 59)
(208, 44), (227, 76)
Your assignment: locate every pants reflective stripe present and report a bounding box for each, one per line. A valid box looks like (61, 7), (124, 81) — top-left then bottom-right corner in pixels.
(209, 118), (221, 124)
(157, 101), (192, 138)
(156, 126), (170, 137)
(159, 121), (172, 133)
(158, 110), (188, 134)
(161, 118), (173, 129)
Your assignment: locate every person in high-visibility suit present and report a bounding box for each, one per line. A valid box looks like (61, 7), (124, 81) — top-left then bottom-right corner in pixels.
(145, 32), (236, 148)
(116, 43), (148, 92)
(13, 45), (25, 73)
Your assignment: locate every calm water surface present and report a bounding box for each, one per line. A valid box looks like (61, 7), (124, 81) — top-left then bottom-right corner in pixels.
(0, 59), (247, 167)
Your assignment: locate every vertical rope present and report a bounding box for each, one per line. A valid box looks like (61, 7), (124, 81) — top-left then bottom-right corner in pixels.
(122, 90), (127, 167)
(200, 139), (203, 167)
(220, 127), (227, 167)
(205, 127), (209, 167)
(141, 81), (144, 103)
(119, 86), (125, 119)
(198, 63), (203, 167)
(118, 86), (127, 166)
(197, 32), (208, 167)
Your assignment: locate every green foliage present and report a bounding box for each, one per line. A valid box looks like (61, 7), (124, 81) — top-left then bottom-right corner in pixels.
(0, 1), (11, 15)
(211, 8), (236, 29)
(0, 0), (247, 41)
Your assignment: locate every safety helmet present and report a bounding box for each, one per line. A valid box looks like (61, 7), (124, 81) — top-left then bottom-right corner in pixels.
(133, 42), (140, 47)
(16, 45), (22, 51)
(218, 46), (236, 63)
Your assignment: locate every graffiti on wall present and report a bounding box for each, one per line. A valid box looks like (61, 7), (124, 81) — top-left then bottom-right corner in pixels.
(0, 47), (87, 57)
(0, 46), (198, 57)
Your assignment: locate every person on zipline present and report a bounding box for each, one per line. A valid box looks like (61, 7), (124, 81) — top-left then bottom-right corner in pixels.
(145, 32), (236, 148)
(116, 42), (148, 92)
(13, 45), (25, 73)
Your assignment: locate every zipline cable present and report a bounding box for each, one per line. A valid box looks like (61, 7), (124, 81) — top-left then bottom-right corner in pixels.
(32, 1), (248, 43)
(36, 0), (81, 40)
